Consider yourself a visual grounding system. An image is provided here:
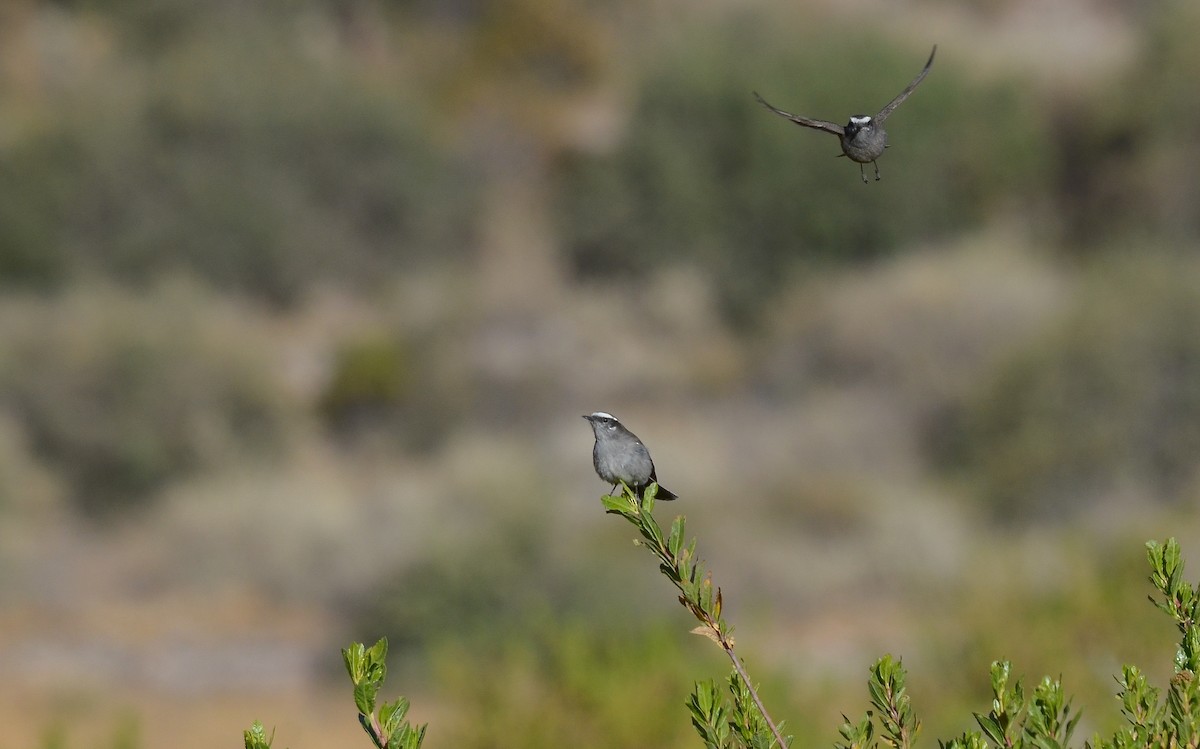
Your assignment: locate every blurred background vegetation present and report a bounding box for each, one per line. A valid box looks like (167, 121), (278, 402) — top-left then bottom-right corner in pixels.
(3, 0), (1200, 747)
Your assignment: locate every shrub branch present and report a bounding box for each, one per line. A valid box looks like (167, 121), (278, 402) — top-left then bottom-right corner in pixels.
(602, 483), (791, 748)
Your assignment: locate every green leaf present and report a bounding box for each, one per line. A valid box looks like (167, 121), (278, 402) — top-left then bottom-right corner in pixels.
(1117, 664), (1162, 726)
(837, 712), (876, 749)
(358, 713), (383, 748)
(395, 723), (428, 749)
(700, 576), (714, 611)
(1064, 707), (1082, 744)
(243, 721), (274, 749)
(974, 713), (1005, 745)
(641, 511), (666, 551)
(367, 637), (389, 669)
(868, 678), (886, 714)
(354, 679), (377, 716)
(668, 516), (685, 558)
(938, 731), (987, 749)
(990, 660), (1011, 697)
(681, 576), (698, 605)
(688, 679), (732, 749)
(601, 493), (635, 516)
(646, 481), (666, 503)
(342, 642), (366, 681)
(692, 679), (716, 717)
(380, 697), (410, 735)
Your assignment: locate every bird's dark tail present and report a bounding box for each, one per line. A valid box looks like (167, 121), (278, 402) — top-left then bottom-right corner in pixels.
(644, 483), (678, 501)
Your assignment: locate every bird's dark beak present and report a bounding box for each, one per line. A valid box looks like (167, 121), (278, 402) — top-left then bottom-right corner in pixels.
(581, 414), (591, 421)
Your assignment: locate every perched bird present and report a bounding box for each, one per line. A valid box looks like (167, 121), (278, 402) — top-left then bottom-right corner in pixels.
(583, 412), (678, 500)
(754, 45), (937, 183)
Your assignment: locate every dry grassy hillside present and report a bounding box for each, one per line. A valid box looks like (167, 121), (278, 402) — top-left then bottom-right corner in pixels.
(2, 0), (1200, 747)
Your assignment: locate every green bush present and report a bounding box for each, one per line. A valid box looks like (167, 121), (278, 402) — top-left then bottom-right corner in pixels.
(319, 333), (414, 438)
(1116, 0), (1200, 244)
(949, 253), (1200, 521)
(1050, 0), (1200, 250)
(357, 533), (553, 657)
(316, 321), (479, 451)
(0, 282), (299, 517)
(352, 516), (654, 663)
(432, 621), (714, 749)
(249, 485), (1200, 749)
(0, 6), (477, 302)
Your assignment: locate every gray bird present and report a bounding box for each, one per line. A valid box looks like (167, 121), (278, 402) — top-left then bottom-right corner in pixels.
(583, 412), (678, 501)
(754, 45), (937, 183)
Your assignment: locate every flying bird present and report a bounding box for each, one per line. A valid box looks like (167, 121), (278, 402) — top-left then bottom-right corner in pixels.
(754, 45), (937, 183)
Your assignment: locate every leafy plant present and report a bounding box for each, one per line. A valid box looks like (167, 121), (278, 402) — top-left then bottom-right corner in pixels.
(603, 482), (790, 748)
(342, 638), (427, 749)
(243, 721), (276, 749)
(605, 479), (1200, 749)
(244, 637), (425, 749)
(950, 256), (1200, 522)
(245, 531), (1200, 749)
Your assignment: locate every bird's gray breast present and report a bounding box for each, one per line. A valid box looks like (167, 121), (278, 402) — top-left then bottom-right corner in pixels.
(594, 438), (654, 486)
(841, 126), (888, 163)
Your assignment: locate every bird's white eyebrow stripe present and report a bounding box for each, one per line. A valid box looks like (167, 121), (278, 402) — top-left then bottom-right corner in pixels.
(850, 116), (872, 124)
(590, 411), (615, 420)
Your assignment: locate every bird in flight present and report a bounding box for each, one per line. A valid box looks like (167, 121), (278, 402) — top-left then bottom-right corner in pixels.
(754, 45), (937, 183)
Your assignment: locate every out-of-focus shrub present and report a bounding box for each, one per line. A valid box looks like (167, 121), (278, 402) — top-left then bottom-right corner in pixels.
(949, 252), (1200, 522)
(319, 333), (414, 437)
(431, 621), (718, 749)
(555, 20), (1053, 322)
(1119, 0), (1200, 241)
(356, 520), (595, 657)
(1053, 0), (1200, 249)
(0, 412), (64, 520)
(0, 281), (299, 518)
(316, 321), (475, 451)
(0, 6), (477, 302)
(0, 134), (74, 285)
(762, 242), (1066, 415)
(49, 0), (206, 50)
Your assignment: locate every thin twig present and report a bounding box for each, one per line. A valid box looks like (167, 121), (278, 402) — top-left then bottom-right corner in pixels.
(720, 634), (789, 749)
(627, 493), (789, 748)
(369, 713), (387, 749)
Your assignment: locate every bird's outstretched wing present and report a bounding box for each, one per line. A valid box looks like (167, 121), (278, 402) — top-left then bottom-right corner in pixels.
(874, 45), (937, 124)
(753, 92), (843, 136)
